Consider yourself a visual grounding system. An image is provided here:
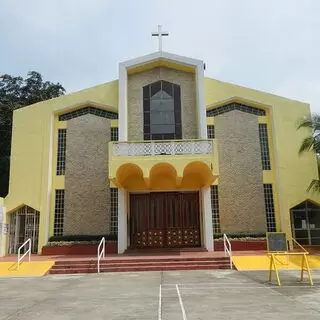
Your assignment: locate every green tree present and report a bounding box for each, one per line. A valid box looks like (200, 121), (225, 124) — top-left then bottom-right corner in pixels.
(298, 115), (320, 192)
(0, 71), (65, 197)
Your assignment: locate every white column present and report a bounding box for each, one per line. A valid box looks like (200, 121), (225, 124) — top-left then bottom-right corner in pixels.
(0, 202), (6, 257)
(196, 64), (207, 139)
(201, 187), (213, 251)
(118, 188), (128, 254)
(118, 64), (128, 141)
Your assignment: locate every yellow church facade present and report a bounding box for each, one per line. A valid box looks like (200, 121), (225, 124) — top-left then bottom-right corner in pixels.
(0, 51), (319, 255)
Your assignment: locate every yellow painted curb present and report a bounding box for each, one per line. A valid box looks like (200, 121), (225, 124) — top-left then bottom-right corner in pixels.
(0, 261), (55, 277)
(232, 255), (320, 270)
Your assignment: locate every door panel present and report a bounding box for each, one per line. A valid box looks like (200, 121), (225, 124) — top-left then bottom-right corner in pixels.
(130, 192), (200, 248)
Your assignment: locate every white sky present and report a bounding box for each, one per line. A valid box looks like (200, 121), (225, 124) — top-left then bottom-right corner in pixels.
(1, 0), (319, 112)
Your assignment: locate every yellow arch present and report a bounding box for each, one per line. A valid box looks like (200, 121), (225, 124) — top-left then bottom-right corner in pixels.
(116, 164), (147, 191)
(180, 161), (214, 190)
(149, 163), (177, 190)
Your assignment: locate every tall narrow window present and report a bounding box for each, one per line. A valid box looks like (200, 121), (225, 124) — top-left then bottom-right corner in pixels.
(264, 184), (276, 232)
(207, 125), (215, 139)
(111, 127), (118, 141)
(143, 80), (182, 140)
(54, 189), (65, 236)
(259, 124), (271, 170)
(210, 185), (221, 233)
(110, 188), (118, 234)
(57, 129), (66, 175)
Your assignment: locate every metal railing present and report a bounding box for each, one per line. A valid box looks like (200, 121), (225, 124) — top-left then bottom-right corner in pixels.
(111, 139), (213, 157)
(97, 237), (105, 273)
(17, 238), (31, 270)
(223, 234), (232, 269)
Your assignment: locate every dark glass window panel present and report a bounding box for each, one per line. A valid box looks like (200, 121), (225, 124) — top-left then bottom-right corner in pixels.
(294, 230), (309, 245)
(143, 114), (150, 125)
(54, 189), (65, 236)
(143, 81), (182, 140)
(173, 84), (180, 100)
(206, 102), (265, 117)
(144, 99), (150, 112)
(151, 125), (175, 134)
(110, 127), (118, 141)
(144, 134), (151, 140)
(144, 124), (150, 134)
(207, 125), (215, 139)
(163, 133), (175, 140)
(151, 134), (163, 140)
(143, 86), (150, 99)
(56, 129), (66, 175)
(293, 210), (307, 229)
(310, 230), (320, 245)
(210, 186), (221, 233)
(162, 81), (173, 96)
(151, 81), (161, 96)
(59, 106), (118, 121)
(110, 188), (118, 234)
(307, 210), (320, 229)
(263, 184), (276, 232)
(259, 124), (271, 170)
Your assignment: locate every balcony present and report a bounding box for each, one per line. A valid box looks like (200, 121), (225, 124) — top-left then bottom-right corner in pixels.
(112, 139), (213, 157)
(109, 139), (217, 191)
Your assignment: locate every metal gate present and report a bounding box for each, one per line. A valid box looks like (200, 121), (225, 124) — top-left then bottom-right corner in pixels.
(8, 206), (40, 254)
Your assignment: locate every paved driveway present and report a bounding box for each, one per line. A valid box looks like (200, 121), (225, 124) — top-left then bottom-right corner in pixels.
(1, 269), (320, 319)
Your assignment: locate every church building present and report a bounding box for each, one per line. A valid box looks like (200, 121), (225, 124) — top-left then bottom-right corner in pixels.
(1, 30), (320, 255)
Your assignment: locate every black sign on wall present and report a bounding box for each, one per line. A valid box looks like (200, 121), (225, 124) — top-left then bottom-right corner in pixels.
(267, 232), (288, 252)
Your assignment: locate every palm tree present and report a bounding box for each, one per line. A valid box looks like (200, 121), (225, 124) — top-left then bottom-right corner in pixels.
(298, 115), (320, 192)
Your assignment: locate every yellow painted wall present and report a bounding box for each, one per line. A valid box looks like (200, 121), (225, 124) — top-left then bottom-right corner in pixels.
(3, 67), (320, 254)
(4, 80), (118, 252)
(205, 77), (320, 237)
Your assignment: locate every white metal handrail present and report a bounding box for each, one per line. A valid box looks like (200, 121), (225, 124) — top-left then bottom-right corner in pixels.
(17, 238), (31, 270)
(97, 237), (105, 273)
(223, 234), (232, 269)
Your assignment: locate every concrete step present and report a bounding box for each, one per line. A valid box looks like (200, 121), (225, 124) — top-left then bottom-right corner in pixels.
(48, 263), (231, 274)
(50, 260), (229, 269)
(53, 257), (229, 266)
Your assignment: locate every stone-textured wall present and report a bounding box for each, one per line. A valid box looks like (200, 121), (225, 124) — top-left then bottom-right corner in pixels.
(64, 114), (111, 235)
(127, 67), (197, 140)
(215, 110), (266, 232)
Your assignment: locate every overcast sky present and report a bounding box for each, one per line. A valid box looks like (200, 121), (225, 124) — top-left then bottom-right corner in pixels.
(1, 0), (319, 112)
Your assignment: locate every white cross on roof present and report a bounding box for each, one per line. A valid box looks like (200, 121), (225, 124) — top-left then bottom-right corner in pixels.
(151, 25), (169, 51)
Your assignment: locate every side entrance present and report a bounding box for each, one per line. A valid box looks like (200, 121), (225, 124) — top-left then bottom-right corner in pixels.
(130, 191), (201, 249)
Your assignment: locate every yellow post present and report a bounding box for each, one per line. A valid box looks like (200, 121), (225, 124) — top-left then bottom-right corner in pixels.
(268, 254), (273, 282)
(303, 253), (314, 286)
(268, 254), (281, 286)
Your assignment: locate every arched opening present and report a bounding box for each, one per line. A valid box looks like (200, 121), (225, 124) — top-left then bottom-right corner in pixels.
(149, 163), (177, 190)
(143, 80), (182, 140)
(180, 161), (214, 190)
(291, 200), (320, 245)
(116, 164), (147, 191)
(8, 205), (40, 254)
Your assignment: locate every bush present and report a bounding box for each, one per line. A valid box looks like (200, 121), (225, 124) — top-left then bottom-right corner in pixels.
(48, 234), (118, 242)
(214, 232), (266, 240)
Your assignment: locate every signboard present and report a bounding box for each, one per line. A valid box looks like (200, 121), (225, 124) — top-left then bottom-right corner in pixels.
(267, 232), (288, 252)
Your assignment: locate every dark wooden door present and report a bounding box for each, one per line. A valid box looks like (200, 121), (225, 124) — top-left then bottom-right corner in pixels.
(130, 192), (200, 248)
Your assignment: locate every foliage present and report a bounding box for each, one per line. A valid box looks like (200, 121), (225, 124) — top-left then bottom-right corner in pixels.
(0, 72), (65, 197)
(297, 115), (320, 192)
(46, 241), (117, 246)
(48, 234), (118, 242)
(213, 232), (266, 240)
(297, 115), (320, 155)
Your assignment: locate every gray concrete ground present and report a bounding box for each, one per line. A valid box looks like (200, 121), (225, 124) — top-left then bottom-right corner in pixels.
(1, 270), (320, 319)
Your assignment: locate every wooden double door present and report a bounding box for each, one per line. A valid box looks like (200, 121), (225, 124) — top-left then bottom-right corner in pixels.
(130, 191), (201, 248)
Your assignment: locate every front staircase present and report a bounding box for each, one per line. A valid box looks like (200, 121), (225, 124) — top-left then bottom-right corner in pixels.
(47, 256), (232, 275)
